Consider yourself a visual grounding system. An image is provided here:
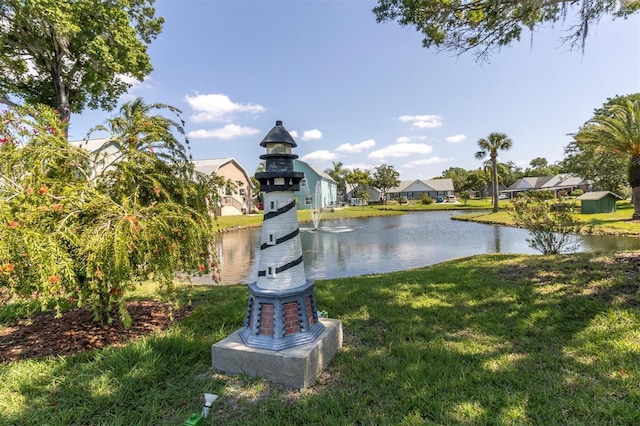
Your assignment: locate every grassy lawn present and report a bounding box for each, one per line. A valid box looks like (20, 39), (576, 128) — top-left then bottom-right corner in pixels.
(214, 199), (493, 232)
(2, 252), (639, 424)
(216, 198), (640, 237)
(454, 200), (640, 236)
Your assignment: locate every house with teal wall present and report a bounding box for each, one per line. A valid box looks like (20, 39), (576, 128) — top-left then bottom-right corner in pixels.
(293, 159), (337, 210)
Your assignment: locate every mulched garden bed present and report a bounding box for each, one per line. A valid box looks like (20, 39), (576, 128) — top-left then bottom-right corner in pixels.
(0, 300), (192, 363)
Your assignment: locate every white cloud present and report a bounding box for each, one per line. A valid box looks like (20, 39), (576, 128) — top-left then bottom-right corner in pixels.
(289, 130), (299, 139)
(184, 93), (266, 123)
(402, 157), (449, 168)
(398, 114), (443, 129)
(445, 134), (467, 143)
(336, 139), (376, 153)
(368, 143), (433, 159)
(301, 129), (322, 141)
(301, 150), (336, 162)
(188, 124), (261, 140)
(343, 162), (375, 171)
(396, 135), (429, 143)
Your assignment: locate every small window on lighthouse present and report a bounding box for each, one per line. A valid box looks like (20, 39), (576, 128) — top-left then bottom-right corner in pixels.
(266, 143), (291, 155)
(267, 266), (276, 277)
(269, 200), (278, 211)
(267, 233), (275, 245)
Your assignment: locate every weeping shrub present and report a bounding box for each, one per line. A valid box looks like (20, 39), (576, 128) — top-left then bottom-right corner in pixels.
(0, 102), (219, 325)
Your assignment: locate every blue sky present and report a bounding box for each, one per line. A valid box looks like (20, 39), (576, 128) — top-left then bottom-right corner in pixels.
(69, 0), (640, 181)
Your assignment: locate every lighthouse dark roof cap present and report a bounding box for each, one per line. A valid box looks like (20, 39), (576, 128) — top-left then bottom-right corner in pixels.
(260, 120), (297, 147)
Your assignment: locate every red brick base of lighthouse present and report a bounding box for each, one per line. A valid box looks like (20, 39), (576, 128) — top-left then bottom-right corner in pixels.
(239, 280), (325, 351)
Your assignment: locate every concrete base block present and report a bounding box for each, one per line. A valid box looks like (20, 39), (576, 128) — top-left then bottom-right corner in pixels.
(211, 318), (342, 389)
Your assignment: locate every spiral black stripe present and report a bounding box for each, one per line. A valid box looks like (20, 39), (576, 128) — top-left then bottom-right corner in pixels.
(257, 255), (304, 277)
(260, 228), (300, 250)
(263, 199), (296, 220)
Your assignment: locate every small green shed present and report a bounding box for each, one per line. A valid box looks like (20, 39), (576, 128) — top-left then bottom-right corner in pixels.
(576, 191), (622, 214)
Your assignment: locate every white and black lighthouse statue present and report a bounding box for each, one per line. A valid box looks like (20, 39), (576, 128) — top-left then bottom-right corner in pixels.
(238, 120), (325, 350)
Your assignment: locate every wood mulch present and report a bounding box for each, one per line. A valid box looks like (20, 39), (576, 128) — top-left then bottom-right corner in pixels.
(0, 300), (192, 364)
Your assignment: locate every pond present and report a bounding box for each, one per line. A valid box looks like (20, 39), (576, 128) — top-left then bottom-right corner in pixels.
(211, 211), (640, 285)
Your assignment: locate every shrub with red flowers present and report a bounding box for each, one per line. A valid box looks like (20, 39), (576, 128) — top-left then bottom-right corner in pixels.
(0, 102), (220, 325)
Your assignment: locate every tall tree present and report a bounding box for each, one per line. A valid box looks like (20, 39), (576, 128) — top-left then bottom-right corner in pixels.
(562, 94), (640, 195)
(440, 166), (469, 193)
(345, 168), (372, 202)
(373, 0), (639, 61)
(326, 161), (347, 201)
(560, 141), (628, 193)
(524, 157), (561, 177)
(372, 164), (401, 204)
(475, 132), (513, 212)
(0, 0), (163, 125)
(462, 169), (490, 198)
(501, 160), (524, 187)
(574, 97), (640, 220)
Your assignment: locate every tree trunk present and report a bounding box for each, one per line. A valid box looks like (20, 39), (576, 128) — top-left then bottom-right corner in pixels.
(491, 154), (499, 212)
(632, 186), (640, 220)
(52, 65), (71, 138)
(630, 155), (640, 220)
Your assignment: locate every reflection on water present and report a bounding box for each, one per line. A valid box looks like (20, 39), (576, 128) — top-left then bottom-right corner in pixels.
(215, 211), (640, 285)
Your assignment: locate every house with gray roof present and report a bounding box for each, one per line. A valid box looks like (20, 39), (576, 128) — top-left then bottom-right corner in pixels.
(503, 174), (589, 198)
(388, 178), (455, 201)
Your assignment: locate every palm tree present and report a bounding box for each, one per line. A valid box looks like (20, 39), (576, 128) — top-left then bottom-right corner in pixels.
(575, 98), (640, 220)
(475, 132), (513, 212)
(88, 98), (193, 206)
(326, 161), (347, 202)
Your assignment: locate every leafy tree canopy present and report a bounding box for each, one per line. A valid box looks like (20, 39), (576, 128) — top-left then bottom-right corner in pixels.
(524, 156), (561, 177)
(373, 0), (639, 61)
(0, 0), (163, 123)
(560, 93), (640, 195)
(372, 164), (401, 203)
(440, 166), (469, 192)
(574, 93), (640, 219)
(325, 161), (348, 196)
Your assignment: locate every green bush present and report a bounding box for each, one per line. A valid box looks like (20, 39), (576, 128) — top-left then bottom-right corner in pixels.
(421, 194), (434, 205)
(510, 191), (582, 254)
